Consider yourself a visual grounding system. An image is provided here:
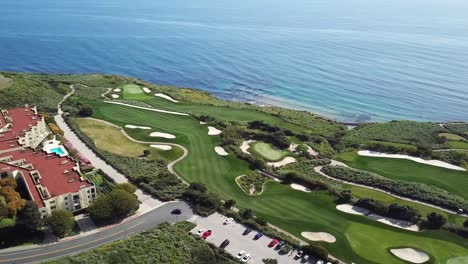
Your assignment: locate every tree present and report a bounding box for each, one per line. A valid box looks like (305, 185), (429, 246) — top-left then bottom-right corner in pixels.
(0, 178), (17, 189)
(262, 258), (278, 264)
(18, 201), (42, 231)
(188, 182), (207, 193)
(426, 212), (446, 229)
(89, 189), (139, 222)
(337, 190), (352, 204)
(387, 203), (421, 223)
(78, 105), (94, 117)
(302, 244), (328, 260)
(224, 199), (236, 209)
(115, 183), (137, 194)
(47, 210), (75, 237)
(240, 208), (254, 219)
(88, 195), (113, 222)
(279, 244), (292, 255)
(143, 149), (151, 157)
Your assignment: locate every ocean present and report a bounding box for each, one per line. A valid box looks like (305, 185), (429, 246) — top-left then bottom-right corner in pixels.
(1, 0), (467, 122)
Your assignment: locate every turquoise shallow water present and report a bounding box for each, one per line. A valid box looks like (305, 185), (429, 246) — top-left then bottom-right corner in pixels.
(1, 0), (467, 122)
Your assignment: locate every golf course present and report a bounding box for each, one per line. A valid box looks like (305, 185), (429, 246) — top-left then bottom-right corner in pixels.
(67, 83), (468, 264)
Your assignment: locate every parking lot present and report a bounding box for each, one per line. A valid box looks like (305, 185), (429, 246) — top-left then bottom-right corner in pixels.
(190, 213), (318, 264)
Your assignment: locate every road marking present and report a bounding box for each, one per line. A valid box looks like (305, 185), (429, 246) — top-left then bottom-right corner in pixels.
(0, 221), (145, 263)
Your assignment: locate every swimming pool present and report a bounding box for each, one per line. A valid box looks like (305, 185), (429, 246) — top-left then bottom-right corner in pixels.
(50, 147), (66, 156)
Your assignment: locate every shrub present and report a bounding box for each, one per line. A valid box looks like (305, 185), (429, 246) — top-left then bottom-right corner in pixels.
(77, 105), (94, 117)
(426, 212), (446, 229)
(302, 244), (328, 260)
(387, 203), (421, 223)
(355, 198), (388, 216)
(182, 183), (221, 216)
(0, 178), (17, 189)
(48, 123), (64, 136)
(240, 208), (254, 220)
(47, 210), (75, 238)
(115, 183), (137, 194)
(279, 244), (292, 255)
(224, 199), (236, 209)
(89, 189), (139, 223)
(464, 219), (468, 228)
(262, 258), (278, 264)
(17, 201), (42, 231)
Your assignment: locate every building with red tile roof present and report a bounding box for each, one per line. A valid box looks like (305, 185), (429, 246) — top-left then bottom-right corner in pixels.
(0, 106), (96, 217)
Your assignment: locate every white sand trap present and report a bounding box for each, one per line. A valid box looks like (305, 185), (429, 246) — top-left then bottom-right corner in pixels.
(267, 157), (296, 167)
(113, 88), (121, 92)
(215, 146), (229, 156)
(368, 215), (419, 231)
(208, 126), (222, 135)
(358, 150), (466, 171)
(301, 232), (336, 243)
(290, 184), (311, 193)
(143, 87), (151, 93)
(289, 144), (298, 152)
(306, 145), (319, 156)
(149, 132), (176, 139)
(336, 204), (370, 215)
(200, 121), (207, 124)
(337, 205), (419, 231)
(150, 144), (172, 150)
(390, 248), (429, 263)
(240, 140), (256, 154)
(155, 93), (178, 103)
(125, 125), (151, 130)
(111, 94), (119, 98)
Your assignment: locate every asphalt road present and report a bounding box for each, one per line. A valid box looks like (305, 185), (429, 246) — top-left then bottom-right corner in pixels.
(0, 201), (193, 264)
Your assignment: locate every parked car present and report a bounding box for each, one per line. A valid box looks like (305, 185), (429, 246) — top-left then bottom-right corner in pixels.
(241, 253), (251, 263)
(202, 230), (212, 239)
(171, 208), (182, 215)
(254, 232), (263, 240)
(243, 228), (253, 235)
(236, 250), (246, 259)
(275, 240), (285, 250)
(316, 260), (324, 264)
(196, 228), (205, 236)
(224, 217), (233, 225)
(220, 239), (230, 248)
(295, 250), (304, 259)
(268, 239), (279, 247)
(302, 255), (310, 262)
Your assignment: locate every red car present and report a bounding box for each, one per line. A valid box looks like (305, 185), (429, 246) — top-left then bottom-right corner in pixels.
(268, 239), (279, 247)
(202, 230), (212, 239)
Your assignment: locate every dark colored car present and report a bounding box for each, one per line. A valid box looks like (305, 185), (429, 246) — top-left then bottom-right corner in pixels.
(243, 228), (253, 235)
(171, 209), (182, 215)
(220, 239), (230, 248)
(275, 240), (285, 250)
(202, 230), (212, 239)
(254, 232), (263, 240)
(268, 239), (279, 247)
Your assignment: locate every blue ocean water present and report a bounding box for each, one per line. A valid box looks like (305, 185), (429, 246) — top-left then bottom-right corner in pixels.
(1, 0), (467, 122)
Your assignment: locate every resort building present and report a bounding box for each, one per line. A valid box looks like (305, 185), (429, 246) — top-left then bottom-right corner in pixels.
(0, 105), (95, 217)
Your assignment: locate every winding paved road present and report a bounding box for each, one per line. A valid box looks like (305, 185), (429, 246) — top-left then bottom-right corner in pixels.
(0, 202), (193, 264)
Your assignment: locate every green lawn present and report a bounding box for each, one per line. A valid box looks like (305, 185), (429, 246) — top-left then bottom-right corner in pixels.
(122, 84), (143, 94)
(447, 141), (468, 150)
(84, 99), (468, 264)
(439, 133), (466, 141)
(251, 142), (290, 161)
(337, 152), (468, 200)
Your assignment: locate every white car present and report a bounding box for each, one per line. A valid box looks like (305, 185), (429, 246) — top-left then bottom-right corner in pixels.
(241, 253), (251, 263)
(236, 250), (246, 259)
(316, 261), (324, 264)
(196, 228), (205, 236)
(224, 217), (233, 225)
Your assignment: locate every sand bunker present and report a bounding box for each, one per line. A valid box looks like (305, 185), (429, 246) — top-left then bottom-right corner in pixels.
(149, 132), (176, 139)
(301, 232), (336, 243)
(208, 126), (222, 135)
(125, 125), (151, 130)
(155, 93), (178, 103)
(150, 144), (172, 150)
(143, 87), (151, 93)
(240, 140), (256, 154)
(337, 204), (419, 231)
(390, 248), (429, 263)
(111, 94), (119, 98)
(336, 204), (370, 215)
(306, 145), (318, 156)
(289, 144), (298, 152)
(267, 157), (296, 167)
(215, 146), (229, 156)
(290, 184), (311, 193)
(200, 121), (207, 124)
(358, 150), (466, 171)
(113, 88), (121, 92)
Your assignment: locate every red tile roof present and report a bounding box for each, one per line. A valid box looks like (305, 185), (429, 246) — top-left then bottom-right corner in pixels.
(4, 106), (41, 138)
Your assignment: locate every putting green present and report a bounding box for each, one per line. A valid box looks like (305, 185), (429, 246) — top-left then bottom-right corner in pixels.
(123, 84), (143, 94)
(252, 142), (290, 161)
(80, 99), (468, 264)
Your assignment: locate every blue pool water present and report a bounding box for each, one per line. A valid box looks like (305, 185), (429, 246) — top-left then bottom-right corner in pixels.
(50, 147), (66, 156)
(1, 0), (467, 122)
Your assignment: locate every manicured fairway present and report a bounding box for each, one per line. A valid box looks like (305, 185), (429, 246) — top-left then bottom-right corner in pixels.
(337, 152), (468, 200)
(84, 100), (468, 264)
(251, 142), (290, 161)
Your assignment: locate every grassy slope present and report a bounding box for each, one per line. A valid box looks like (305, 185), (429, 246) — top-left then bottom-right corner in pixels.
(251, 142), (290, 161)
(439, 133), (466, 141)
(337, 152), (468, 200)
(447, 141), (468, 150)
(75, 118), (183, 161)
(87, 99), (468, 264)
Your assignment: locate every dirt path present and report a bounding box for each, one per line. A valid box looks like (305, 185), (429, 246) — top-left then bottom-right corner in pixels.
(314, 163), (467, 216)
